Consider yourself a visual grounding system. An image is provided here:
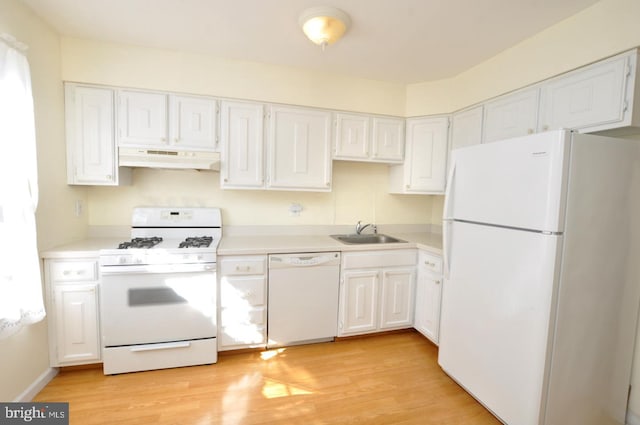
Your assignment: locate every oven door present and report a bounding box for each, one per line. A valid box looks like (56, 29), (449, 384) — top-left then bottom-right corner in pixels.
(100, 263), (216, 347)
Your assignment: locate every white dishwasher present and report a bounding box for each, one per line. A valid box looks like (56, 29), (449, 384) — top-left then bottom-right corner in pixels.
(267, 252), (341, 348)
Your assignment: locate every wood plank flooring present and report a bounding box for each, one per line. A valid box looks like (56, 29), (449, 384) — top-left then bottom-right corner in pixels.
(34, 331), (501, 424)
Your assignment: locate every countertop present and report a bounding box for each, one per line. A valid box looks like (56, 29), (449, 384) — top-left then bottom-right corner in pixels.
(41, 231), (442, 259)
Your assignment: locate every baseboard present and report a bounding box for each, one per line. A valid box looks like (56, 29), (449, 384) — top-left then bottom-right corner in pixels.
(13, 367), (58, 402)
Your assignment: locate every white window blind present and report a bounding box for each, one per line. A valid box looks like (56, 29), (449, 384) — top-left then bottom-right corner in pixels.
(0, 33), (45, 339)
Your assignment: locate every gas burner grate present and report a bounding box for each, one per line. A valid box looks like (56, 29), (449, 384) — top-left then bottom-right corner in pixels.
(179, 236), (214, 248)
(118, 237), (164, 249)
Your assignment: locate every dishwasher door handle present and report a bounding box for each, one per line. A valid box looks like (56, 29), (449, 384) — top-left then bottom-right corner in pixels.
(269, 252), (340, 268)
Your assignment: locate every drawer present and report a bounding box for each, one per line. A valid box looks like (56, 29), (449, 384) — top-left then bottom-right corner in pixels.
(419, 250), (442, 274)
(342, 249), (417, 270)
(49, 260), (98, 282)
(220, 276), (266, 307)
(220, 306), (266, 326)
(220, 256), (266, 275)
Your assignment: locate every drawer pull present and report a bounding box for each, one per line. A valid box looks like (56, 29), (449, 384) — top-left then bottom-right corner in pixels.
(130, 341), (190, 352)
(236, 265), (252, 272)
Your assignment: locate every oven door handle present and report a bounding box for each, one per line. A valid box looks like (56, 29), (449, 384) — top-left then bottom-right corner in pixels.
(129, 341), (191, 352)
(99, 263), (216, 275)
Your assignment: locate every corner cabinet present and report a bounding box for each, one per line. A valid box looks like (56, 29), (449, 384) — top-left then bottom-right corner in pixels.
(414, 250), (443, 345)
(218, 255), (268, 351)
(338, 249), (416, 336)
(44, 258), (101, 367)
(389, 116), (449, 194)
(267, 106), (332, 191)
(333, 113), (404, 163)
(64, 83), (131, 185)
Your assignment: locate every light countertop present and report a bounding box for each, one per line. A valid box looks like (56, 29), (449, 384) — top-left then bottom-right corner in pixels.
(41, 231), (442, 259)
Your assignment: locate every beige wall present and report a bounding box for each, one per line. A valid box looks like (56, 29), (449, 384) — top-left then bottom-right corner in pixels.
(406, 0), (640, 116)
(0, 0), (82, 402)
(60, 37), (436, 228)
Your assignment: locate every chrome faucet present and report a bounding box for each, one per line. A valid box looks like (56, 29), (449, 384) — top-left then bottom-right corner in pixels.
(355, 221), (377, 235)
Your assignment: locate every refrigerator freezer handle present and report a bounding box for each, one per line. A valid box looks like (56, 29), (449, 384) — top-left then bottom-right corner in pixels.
(443, 219), (452, 279)
(443, 159), (457, 220)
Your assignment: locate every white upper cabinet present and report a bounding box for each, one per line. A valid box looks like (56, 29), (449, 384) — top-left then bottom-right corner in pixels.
(483, 88), (540, 143)
(334, 113), (369, 159)
(65, 83), (130, 186)
(389, 116), (449, 194)
(118, 90), (168, 148)
(334, 113), (404, 163)
(450, 105), (483, 158)
(119, 90), (217, 151)
(170, 95), (218, 151)
(220, 101), (265, 189)
(267, 105), (332, 191)
(371, 117), (405, 162)
(539, 50), (637, 133)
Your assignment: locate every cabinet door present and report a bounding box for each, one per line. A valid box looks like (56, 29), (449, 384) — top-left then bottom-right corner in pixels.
(220, 101), (265, 189)
(371, 117), (404, 162)
(53, 284), (100, 365)
(450, 106), (483, 151)
(268, 106), (332, 191)
(379, 268), (415, 330)
(339, 270), (379, 335)
(539, 55), (629, 132)
(118, 90), (168, 148)
(391, 116), (448, 194)
(414, 251), (443, 344)
(334, 113), (369, 160)
(65, 85), (118, 185)
(170, 95), (217, 151)
(483, 88), (539, 143)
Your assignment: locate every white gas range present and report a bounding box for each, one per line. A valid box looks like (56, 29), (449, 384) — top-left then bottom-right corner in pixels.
(99, 207), (221, 375)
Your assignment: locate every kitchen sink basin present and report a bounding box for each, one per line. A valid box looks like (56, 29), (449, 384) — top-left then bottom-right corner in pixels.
(330, 233), (407, 245)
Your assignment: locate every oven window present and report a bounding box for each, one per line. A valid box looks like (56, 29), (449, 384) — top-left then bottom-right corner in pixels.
(128, 287), (188, 306)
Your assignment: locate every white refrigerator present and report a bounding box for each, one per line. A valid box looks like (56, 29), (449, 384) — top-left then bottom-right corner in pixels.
(439, 130), (640, 425)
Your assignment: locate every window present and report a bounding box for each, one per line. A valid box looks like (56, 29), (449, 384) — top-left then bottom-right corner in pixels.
(0, 33), (45, 339)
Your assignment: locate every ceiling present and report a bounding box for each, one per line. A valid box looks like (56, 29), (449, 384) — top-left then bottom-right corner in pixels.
(23, 0), (601, 84)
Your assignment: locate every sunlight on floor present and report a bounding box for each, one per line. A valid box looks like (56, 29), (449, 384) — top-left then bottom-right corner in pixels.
(262, 378), (314, 399)
(260, 347), (286, 360)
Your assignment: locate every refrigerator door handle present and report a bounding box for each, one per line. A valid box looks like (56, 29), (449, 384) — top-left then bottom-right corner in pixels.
(443, 159), (456, 279)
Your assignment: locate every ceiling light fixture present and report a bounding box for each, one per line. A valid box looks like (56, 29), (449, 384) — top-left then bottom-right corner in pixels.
(299, 6), (351, 51)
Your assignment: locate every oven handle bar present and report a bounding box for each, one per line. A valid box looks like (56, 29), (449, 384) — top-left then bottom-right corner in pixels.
(129, 341), (191, 352)
(99, 263), (216, 275)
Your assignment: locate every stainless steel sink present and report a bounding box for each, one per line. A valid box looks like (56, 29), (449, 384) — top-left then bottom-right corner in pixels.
(330, 233), (407, 245)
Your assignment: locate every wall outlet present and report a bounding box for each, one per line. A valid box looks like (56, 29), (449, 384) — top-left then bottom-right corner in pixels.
(289, 203), (303, 217)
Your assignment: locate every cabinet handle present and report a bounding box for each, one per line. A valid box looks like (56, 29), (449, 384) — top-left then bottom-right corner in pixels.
(235, 265), (251, 272)
(174, 138), (179, 143)
(63, 270), (71, 276)
(106, 174), (112, 180)
(527, 128), (534, 134)
(425, 261), (434, 267)
(223, 178), (228, 183)
(326, 182), (330, 187)
(435, 280), (441, 285)
(542, 125), (549, 131)
(161, 137), (167, 142)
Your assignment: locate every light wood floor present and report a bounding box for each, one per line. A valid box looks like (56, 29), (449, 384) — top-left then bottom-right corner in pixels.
(34, 331), (501, 424)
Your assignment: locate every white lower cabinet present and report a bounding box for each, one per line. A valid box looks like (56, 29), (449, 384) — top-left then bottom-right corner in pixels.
(45, 258), (101, 366)
(414, 250), (443, 345)
(218, 255), (267, 351)
(338, 250), (416, 336)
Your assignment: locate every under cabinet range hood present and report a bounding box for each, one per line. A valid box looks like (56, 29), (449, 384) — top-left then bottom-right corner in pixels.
(119, 147), (220, 171)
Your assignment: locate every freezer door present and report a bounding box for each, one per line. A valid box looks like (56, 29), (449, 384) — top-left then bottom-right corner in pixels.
(438, 221), (561, 425)
(445, 130), (570, 233)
